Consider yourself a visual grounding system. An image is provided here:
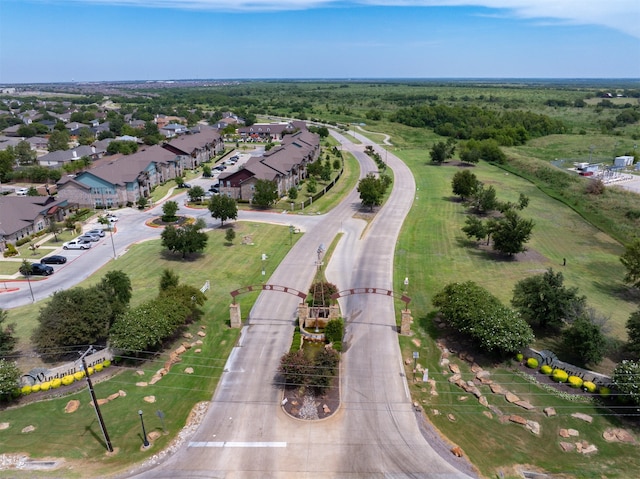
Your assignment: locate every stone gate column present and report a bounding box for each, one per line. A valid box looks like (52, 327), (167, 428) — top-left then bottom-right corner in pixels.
(400, 309), (412, 335)
(230, 303), (242, 328)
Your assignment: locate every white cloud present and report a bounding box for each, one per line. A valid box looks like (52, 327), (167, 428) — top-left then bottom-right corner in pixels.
(39, 1), (640, 37)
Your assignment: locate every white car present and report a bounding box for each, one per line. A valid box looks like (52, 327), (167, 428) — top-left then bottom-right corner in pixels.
(63, 240), (92, 250)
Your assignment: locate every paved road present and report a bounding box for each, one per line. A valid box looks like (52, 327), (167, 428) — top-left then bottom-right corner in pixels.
(126, 131), (474, 479)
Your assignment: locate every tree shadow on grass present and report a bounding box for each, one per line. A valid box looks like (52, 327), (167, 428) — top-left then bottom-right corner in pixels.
(159, 250), (205, 262)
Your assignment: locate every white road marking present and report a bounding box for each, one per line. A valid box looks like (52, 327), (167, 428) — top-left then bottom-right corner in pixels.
(189, 442), (287, 448)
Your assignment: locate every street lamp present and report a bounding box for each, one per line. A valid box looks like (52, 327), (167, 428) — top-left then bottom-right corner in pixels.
(138, 410), (150, 447)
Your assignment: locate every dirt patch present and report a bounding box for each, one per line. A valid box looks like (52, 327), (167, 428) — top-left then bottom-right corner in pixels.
(282, 380), (340, 420)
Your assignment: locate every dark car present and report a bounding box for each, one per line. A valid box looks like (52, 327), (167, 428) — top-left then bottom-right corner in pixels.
(40, 255), (67, 265)
(209, 186), (219, 193)
(29, 263), (54, 276)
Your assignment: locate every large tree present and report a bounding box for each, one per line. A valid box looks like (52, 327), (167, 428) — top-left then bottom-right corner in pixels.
(208, 195), (238, 225)
(562, 314), (606, 366)
(357, 173), (390, 211)
(511, 268), (586, 330)
(15, 140), (36, 165)
(188, 185), (206, 203)
(491, 209), (534, 256)
(429, 138), (456, 164)
(0, 359), (20, 402)
(100, 270), (132, 320)
(620, 238), (640, 289)
(47, 129), (70, 152)
(161, 218), (208, 258)
(252, 179), (279, 208)
(626, 308), (640, 358)
(161, 200), (179, 222)
(612, 360), (640, 406)
(433, 281), (534, 356)
(0, 309), (16, 358)
(31, 287), (114, 361)
(451, 170), (479, 201)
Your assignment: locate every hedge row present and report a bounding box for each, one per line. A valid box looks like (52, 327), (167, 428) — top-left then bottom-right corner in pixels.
(20, 360), (111, 396)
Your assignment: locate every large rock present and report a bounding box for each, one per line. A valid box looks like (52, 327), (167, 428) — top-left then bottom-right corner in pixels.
(603, 428), (636, 444)
(479, 396), (489, 408)
(559, 442), (575, 452)
(509, 415), (527, 425)
(514, 400), (535, 410)
(559, 429), (570, 438)
(543, 407), (556, 417)
(0, 422), (9, 430)
(526, 420), (541, 435)
(571, 412), (593, 423)
(490, 383), (504, 395)
(449, 363), (461, 374)
(21, 425), (36, 433)
(505, 392), (520, 403)
(144, 395), (156, 403)
(483, 411), (493, 420)
(65, 400), (80, 414)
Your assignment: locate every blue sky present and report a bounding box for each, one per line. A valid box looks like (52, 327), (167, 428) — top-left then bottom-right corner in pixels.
(1, 1), (639, 84)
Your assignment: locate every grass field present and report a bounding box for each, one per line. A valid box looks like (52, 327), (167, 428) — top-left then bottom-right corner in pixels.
(0, 222), (296, 478)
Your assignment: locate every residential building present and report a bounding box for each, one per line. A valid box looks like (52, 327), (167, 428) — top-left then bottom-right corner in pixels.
(162, 127), (224, 169)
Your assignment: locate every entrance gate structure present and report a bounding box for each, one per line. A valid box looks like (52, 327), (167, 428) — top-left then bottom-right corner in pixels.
(229, 284), (307, 328)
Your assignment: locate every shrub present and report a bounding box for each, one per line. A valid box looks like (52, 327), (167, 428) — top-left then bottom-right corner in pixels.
(583, 381), (597, 393)
(526, 357), (539, 368)
(332, 341), (342, 352)
(87, 366), (94, 375)
(2, 243), (18, 257)
(103, 359), (111, 368)
(74, 371), (84, 381)
(51, 378), (62, 389)
(540, 365), (553, 375)
(31, 384), (41, 393)
(599, 386), (611, 397)
(94, 363), (103, 372)
(552, 368), (569, 383)
(516, 353), (524, 362)
(62, 375), (74, 386)
(40, 381), (51, 391)
(568, 376), (584, 388)
(21, 385), (32, 395)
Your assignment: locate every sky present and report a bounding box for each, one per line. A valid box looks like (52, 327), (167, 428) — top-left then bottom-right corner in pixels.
(1, 0), (639, 84)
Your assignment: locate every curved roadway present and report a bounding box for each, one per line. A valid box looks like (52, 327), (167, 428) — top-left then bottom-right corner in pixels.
(125, 131), (474, 479)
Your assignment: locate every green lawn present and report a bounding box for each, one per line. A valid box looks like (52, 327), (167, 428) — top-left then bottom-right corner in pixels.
(0, 222), (297, 478)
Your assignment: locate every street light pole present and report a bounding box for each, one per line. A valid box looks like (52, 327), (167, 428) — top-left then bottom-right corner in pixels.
(138, 410), (150, 447)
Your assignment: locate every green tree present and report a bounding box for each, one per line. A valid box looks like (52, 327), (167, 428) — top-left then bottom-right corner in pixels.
(0, 149), (14, 182)
(620, 239), (640, 289)
(100, 270), (132, 320)
(492, 209), (534, 256)
(0, 359), (20, 402)
(252, 179), (279, 208)
(161, 200), (179, 222)
(324, 318), (344, 344)
(357, 173), (389, 211)
(451, 170), (479, 200)
(208, 194), (238, 225)
(0, 309), (16, 358)
(288, 186), (298, 200)
(471, 184), (499, 213)
(202, 165), (212, 177)
(136, 196), (148, 209)
(626, 308), (640, 358)
(188, 185), (205, 202)
(159, 269), (180, 291)
(458, 140), (481, 165)
(77, 127), (95, 146)
(47, 129), (70, 152)
(433, 281), (534, 356)
(612, 360), (640, 406)
(429, 138), (456, 164)
(562, 314), (606, 366)
(310, 348), (339, 393)
(225, 227), (236, 244)
(15, 140), (36, 165)
(31, 287), (114, 361)
(511, 268), (586, 330)
(160, 218), (208, 258)
(461, 215), (487, 243)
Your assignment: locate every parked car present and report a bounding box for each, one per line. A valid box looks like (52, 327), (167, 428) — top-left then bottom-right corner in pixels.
(78, 234), (101, 242)
(40, 255), (67, 265)
(209, 186), (219, 193)
(86, 229), (106, 237)
(105, 213), (118, 222)
(29, 263), (54, 276)
(63, 240), (92, 250)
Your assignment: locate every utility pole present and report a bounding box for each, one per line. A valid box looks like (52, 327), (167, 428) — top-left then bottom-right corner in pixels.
(80, 348), (113, 452)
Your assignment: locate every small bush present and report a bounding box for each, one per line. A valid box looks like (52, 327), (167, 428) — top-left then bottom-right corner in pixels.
(51, 378), (62, 389)
(73, 371), (84, 381)
(540, 365), (553, 375)
(94, 363), (103, 372)
(583, 381), (597, 393)
(516, 353), (524, 362)
(62, 375), (74, 386)
(2, 243), (18, 257)
(332, 341), (342, 352)
(526, 358), (539, 368)
(599, 386), (611, 397)
(552, 369), (569, 383)
(31, 384), (41, 393)
(103, 359), (111, 368)
(87, 367), (94, 376)
(21, 385), (32, 395)
(568, 376), (584, 388)
(40, 381), (51, 391)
